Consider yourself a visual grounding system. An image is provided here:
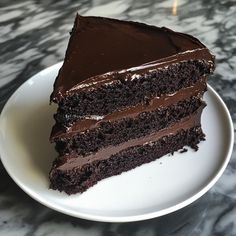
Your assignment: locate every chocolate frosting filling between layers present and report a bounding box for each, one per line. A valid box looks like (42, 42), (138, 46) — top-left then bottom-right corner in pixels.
(51, 14), (215, 102)
(54, 105), (204, 171)
(50, 79), (207, 140)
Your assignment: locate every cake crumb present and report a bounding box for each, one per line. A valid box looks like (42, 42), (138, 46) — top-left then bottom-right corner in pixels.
(180, 148), (188, 153)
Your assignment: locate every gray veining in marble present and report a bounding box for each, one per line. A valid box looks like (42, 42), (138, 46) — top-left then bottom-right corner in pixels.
(0, 0), (235, 235)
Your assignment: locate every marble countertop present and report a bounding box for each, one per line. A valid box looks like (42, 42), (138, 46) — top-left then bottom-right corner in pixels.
(0, 0), (235, 235)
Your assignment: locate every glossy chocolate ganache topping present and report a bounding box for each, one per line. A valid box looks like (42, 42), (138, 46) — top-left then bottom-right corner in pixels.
(51, 14), (215, 102)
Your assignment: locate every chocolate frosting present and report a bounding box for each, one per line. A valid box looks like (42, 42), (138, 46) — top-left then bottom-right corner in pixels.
(51, 14), (215, 102)
(50, 79), (207, 140)
(54, 105), (204, 171)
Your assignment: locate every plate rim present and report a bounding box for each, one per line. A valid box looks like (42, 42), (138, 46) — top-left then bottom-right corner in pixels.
(0, 63), (234, 222)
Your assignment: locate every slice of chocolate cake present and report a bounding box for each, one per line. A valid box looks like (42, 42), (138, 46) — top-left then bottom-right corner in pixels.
(49, 14), (215, 194)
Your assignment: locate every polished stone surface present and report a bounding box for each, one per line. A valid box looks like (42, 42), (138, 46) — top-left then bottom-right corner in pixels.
(0, 0), (235, 235)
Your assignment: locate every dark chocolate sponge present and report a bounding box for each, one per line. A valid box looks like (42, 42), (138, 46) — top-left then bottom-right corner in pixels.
(54, 97), (205, 156)
(54, 60), (211, 128)
(50, 126), (205, 194)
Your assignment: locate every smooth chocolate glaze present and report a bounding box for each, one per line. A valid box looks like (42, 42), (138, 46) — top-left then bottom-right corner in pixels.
(51, 14), (215, 102)
(50, 79), (207, 140)
(54, 105), (204, 171)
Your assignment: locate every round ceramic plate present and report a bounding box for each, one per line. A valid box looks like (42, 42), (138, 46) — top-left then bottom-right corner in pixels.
(0, 63), (234, 222)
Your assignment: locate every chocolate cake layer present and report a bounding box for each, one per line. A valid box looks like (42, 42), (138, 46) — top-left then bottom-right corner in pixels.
(52, 106), (203, 171)
(50, 122), (205, 194)
(54, 98), (205, 156)
(50, 127), (204, 194)
(54, 61), (211, 128)
(51, 79), (206, 140)
(51, 15), (214, 103)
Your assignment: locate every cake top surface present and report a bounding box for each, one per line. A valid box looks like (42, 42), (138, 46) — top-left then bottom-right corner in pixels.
(51, 14), (213, 101)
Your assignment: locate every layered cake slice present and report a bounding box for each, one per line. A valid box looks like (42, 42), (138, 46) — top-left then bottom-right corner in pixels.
(49, 14), (215, 194)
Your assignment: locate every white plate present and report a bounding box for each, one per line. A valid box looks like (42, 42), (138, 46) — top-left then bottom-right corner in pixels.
(0, 63), (234, 222)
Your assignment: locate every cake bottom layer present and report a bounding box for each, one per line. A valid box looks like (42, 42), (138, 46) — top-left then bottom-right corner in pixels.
(49, 126), (205, 195)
